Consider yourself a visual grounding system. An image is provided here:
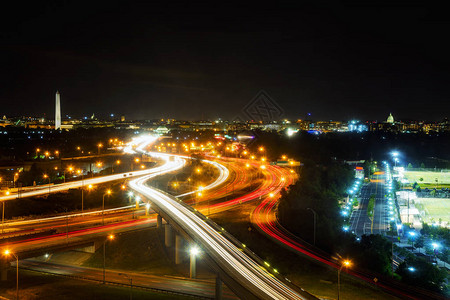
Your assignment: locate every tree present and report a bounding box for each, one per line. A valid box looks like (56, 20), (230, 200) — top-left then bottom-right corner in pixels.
(414, 235), (425, 249)
(396, 256), (447, 292)
(420, 162), (425, 169)
(407, 163), (413, 169)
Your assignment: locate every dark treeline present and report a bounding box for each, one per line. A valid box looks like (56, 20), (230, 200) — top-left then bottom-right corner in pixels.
(277, 162), (395, 275)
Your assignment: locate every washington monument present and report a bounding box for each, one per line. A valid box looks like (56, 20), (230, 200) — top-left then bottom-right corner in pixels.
(55, 91), (61, 130)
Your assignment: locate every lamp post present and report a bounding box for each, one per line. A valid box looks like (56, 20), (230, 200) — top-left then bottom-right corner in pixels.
(190, 246), (200, 278)
(135, 196), (141, 210)
(408, 231), (416, 250)
(145, 203), (151, 216)
(1, 191), (8, 234)
(103, 234), (115, 284)
(338, 260), (351, 300)
(306, 208), (317, 246)
(83, 184), (93, 213)
(3, 250), (18, 300)
(77, 170), (85, 212)
(97, 143), (103, 155)
(103, 190), (112, 225)
(43, 174), (51, 194)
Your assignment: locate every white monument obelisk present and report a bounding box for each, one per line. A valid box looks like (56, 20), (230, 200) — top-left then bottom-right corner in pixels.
(55, 91), (61, 130)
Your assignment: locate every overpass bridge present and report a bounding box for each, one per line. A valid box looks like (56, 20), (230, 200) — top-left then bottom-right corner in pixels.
(129, 158), (316, 300)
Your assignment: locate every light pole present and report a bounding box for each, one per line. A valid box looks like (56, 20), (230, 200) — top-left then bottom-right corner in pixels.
(135, 195), (141, 210)
(43, 174), (51, 194)
(190, 246), (200, 279)
(118, 273), (133, 300)
(3, 250), (18, 300)
(2, 191), (8, 234)
(83, 184), (93, 213)
(103, 189), (112, 225)
(145, 203), (151, 216)
(338, 260), (351, 300)
(103, 234), (115, 284)
(307, 208), (317, 246)
(408, 231), (416, 250)
(97, 143), (103, 155)
(77, 170), (84, 212)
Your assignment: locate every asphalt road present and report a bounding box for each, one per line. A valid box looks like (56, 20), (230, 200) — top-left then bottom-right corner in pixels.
(130, 163), (312, 300)
(18, 259), (238, 299)
(350, 173), (388, 236)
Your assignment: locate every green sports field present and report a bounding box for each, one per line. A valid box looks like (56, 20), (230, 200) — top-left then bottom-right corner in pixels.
(403, 170), (450, 186)
(415, 197), (450, 225)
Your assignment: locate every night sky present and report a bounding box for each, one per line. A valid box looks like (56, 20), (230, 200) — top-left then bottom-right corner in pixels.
(1, 1), (449, 121)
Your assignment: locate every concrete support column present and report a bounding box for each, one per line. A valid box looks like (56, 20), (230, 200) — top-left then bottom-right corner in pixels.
(215, 276), (223, 300)
(190, 252), (197, 279)
(165, 224), (173, 247)
(156, 215), (162, 229)
(175, 234), (183, 264)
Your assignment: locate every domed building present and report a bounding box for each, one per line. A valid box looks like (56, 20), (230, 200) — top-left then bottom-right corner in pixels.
(387, 113), (394, 124)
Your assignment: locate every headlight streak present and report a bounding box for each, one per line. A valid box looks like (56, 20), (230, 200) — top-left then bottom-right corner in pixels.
(129, 173), (307, 300)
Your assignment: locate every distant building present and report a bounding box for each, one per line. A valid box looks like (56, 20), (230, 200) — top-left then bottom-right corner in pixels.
(348, 120), (368, 132)
(387, 113), (394, 124)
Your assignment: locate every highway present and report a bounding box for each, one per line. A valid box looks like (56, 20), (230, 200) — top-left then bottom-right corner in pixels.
(129, 170), (312, 300)
(0, 163), (169, 202)
(19, 259), (238, 299)
(0, 154), (186, 253)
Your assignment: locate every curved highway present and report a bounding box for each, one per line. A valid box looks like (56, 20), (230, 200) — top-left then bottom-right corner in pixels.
(129, 172), (312, 300)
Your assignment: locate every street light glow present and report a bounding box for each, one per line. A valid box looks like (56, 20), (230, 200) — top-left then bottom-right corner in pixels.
(190, 246), (200, 256)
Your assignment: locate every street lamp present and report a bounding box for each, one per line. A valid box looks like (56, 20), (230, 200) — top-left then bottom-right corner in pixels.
(97, 143), (103, 155)
(145, 203), (151, 216)
(135, 195), (141, 210)
(408, 231), (416, 249)
(338, 260), (351, 300)
(3, 249), (19, 300)
(103, 234), (115, 284)
(81, 184), (93, 213)
(190, 246), (200, 278)
(43, 174), (51, 194)
(102, 189), (112, 225)
(432, 242), (440, 262)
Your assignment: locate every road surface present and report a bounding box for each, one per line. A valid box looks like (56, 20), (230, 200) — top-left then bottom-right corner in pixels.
(350, 172), (388, 236)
